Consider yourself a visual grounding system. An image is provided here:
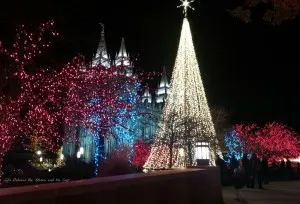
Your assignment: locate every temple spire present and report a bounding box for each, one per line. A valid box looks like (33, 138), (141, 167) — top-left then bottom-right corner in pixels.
(92, 23), (110, 67)
(142, 83), (152, 103)
(160, 65), (168, 88)
(156, 65), (170, 103)
(115, 35), (130, 67)
(118, 37), (128, 58)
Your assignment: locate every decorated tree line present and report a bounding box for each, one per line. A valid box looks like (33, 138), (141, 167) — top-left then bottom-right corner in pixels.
(0, 21), (156, 180)
(225, 122), (300, 162)
(230, 0), (300, 25)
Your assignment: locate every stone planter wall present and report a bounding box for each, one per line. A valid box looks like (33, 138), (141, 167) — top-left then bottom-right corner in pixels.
(0, 167), (223, 204)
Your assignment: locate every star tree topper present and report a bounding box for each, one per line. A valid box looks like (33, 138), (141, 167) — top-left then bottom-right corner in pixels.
(177, 0), (195, 17)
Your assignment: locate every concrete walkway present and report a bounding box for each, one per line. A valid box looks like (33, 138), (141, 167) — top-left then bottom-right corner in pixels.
(223, 181), (300, 204)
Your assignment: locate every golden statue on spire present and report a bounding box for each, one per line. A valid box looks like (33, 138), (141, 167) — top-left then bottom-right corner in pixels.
(177, 0), (195, 17)
(99, 22), (104, 34)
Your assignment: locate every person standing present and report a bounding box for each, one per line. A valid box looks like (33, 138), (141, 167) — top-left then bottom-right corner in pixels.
(242, 153), (250, 187)
(232, 160), (246, 201)
(286, 159), (293, 180)
(280, 160), (285, 180)
(216, 155), (226, 185)
(261, 157), (269, 184)
(249, 154), (263, 189)
(230, 155), (238, 171)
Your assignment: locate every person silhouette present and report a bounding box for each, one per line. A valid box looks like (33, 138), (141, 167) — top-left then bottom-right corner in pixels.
(249, 154), (263, 189)
(232, 160), (246, 201)
(230, 155), (238, 170)
(242, 153), (250, 187)
(261, 157), (269, 184)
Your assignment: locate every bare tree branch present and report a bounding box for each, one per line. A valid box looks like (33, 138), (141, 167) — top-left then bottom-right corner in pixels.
(210, 106), (231, 152)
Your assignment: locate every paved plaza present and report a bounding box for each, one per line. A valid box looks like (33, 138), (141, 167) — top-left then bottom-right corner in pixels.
(223, 181), (300, 204)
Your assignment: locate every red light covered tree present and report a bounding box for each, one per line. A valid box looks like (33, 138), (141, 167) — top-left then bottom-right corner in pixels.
(229, 0), (300, 25)
(0, 20), (161, 181)
(258, 122), (300, 160)
(0, 98), (21, 178)
(233, 122), (300, 161)
(132, 140), (150, 169)
(0, 20), (139, 151)
(235, 123), (264, 155)
(0, 21), (59, 179)
(0, 20), (58, 66)
(17, 57), (139, 150)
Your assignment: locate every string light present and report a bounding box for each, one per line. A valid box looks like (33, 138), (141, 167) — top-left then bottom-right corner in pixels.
(0, 20), (162, 181)
(132, 140), (150, 169)
(0, 20), (58, 65)
(233, 122), (300, 161)
(93, 135), (100, 176)
(30, 147), (65, 171)
(113, 81), (141, 147)
(0, 98), (20, 179)
(224, 130), (246, 160)
(144, 10), (219, 169)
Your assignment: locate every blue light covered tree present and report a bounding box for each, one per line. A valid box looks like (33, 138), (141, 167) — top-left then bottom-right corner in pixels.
(224, 130), (245, 161)
(113, 79), (141, 147)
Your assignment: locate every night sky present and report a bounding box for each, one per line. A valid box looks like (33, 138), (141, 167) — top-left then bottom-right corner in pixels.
(1, 0), (300, 131)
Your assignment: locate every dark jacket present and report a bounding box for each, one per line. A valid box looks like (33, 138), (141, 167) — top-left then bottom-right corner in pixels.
(250, 157), (261, 173)
(232, 167), (245, 189)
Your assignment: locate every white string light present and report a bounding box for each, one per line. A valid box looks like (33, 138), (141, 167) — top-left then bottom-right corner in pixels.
(144, 13), (219, 170)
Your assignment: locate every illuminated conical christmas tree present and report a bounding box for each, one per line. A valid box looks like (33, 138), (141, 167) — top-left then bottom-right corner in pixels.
(144, 0), (219, 169)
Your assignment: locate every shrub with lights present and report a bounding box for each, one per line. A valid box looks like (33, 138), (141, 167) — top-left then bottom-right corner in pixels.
(100, 146), (134, 176)
(132, 140), (150, 170)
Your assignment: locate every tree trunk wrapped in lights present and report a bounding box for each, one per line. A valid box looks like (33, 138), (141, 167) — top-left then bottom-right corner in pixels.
(145, 1), (220, 169)
(210, 106), (231, 152)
